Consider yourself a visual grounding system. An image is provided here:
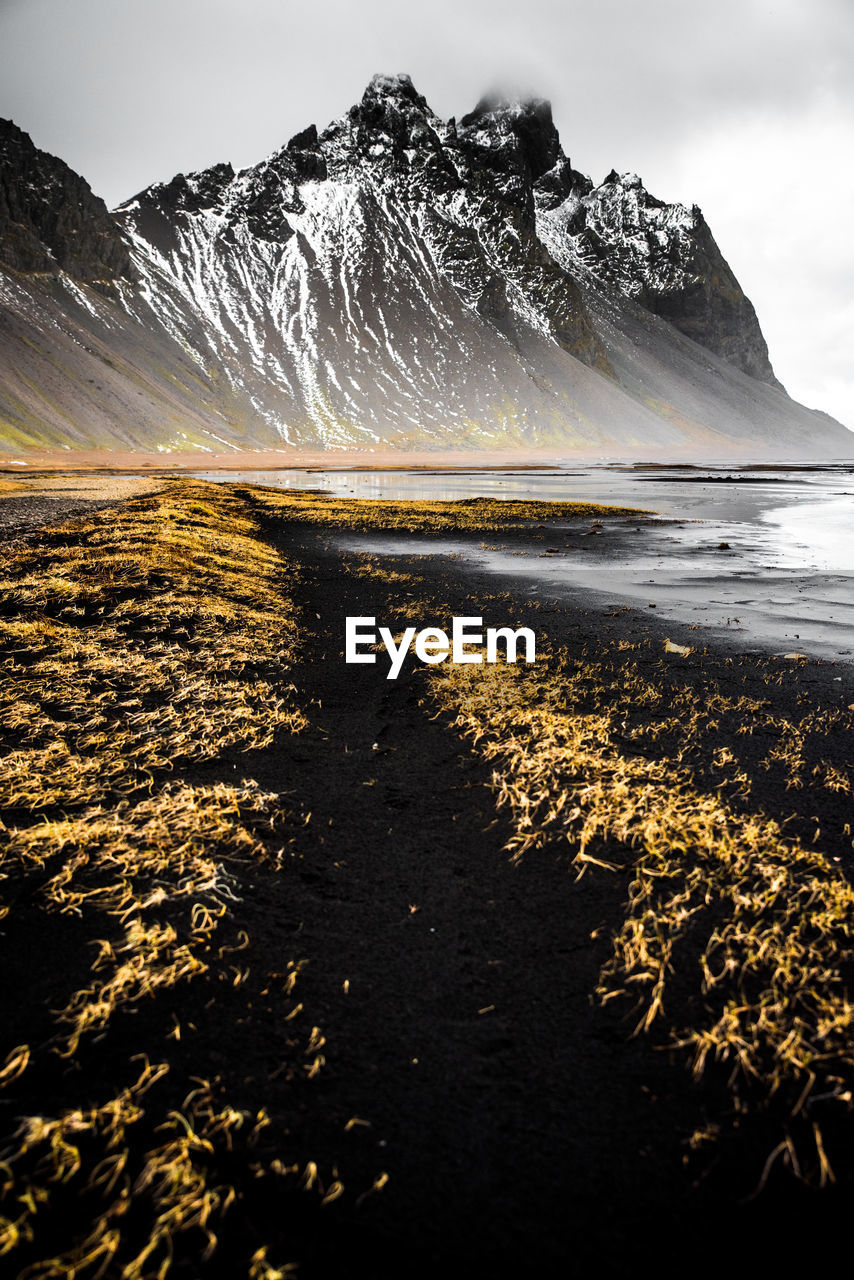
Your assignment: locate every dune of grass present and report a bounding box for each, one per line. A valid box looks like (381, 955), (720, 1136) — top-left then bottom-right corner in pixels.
(0, 481), (323, 1278)
(249, 486), (646, 533)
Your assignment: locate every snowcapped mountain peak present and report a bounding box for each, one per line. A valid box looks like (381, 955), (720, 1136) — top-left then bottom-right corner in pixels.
(605, 171), (640, 188)
(286, 123), (320, 153)
(534, 160), (781, 386)
(2, 80), (849, 455)
(104, 74), (813, 438)
(459, 93), (562, 173)
(363, 72), (427, 105)
(316, 73), (444, 173)
(125, 162), (237, 217)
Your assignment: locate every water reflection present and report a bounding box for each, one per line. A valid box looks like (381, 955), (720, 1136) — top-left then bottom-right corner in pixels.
(193, 462), (854, 660)
(193, 462), (854, 572)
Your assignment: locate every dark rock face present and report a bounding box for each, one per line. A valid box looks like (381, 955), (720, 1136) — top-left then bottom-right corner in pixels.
(458, 95), (563, 223)
(0, 119), (135, 286)
(133, 162), (236, 216)
(536, 168), (781, 387)
(656, 208), (781, 388)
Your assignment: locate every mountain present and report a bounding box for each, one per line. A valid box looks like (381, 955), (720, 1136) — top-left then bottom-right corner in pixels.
(0, 78), (850, 456)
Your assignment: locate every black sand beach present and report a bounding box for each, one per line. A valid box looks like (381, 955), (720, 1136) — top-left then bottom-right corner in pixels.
(234, 504), (854, 1275)
(1, 480), (853, 1277)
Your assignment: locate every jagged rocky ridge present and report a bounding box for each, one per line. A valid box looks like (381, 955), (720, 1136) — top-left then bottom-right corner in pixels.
(0, 75), (849, 454)
(0, 119), (134, 285)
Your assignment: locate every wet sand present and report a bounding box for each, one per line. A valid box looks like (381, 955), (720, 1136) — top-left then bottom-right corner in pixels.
(234, 460), (849, 664)
(4, 447), (851, 476)
(337, 519), (854, 665)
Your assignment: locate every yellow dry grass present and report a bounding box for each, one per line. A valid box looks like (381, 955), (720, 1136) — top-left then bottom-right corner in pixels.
(0, 481), (321, 1277)
(428, 646), (854, 1185)
(250, 486), (645, 533)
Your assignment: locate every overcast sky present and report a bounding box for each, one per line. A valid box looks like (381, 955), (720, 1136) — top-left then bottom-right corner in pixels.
(1, 0), (851, 429)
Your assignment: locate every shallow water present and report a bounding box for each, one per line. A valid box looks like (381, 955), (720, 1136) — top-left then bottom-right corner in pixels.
(195, 462), (854, 663)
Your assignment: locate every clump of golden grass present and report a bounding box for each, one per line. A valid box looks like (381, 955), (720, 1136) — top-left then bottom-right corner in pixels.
(346, 552), (421, 586)
(1, 1057), (301, 1279)
(537, 640), (854, 804)
(7, 781), (281, 1057)
(428, 647), (854, 1184)
(251, 486), (645, 533)
(0, 482), (338, 1276)
(0, 485), (305, 812)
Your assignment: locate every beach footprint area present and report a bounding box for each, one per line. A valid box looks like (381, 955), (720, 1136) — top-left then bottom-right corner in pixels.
(1, 478), (853, 1278)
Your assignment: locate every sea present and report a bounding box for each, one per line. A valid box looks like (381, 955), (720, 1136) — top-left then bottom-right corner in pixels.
(193, 462), (854, 664)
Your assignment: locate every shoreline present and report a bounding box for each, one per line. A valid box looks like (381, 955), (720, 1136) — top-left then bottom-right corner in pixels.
(336, 527), (854, 668)
(0, 448), (578, 475)
(3, 473), (851, 664)
(0, 473), (165, 539)
(3, 447), (854, 476)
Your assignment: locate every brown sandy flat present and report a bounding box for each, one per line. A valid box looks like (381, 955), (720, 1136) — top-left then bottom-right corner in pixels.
(0, 447), (608, 475)
(0, 473), (164, 539)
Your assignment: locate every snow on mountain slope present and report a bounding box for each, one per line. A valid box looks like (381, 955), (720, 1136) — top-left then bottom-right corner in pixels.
(1, 77), (851, 455)
(0, 119), (284, 451)
(535, 165), (781, 388)
(0, 265), (285, 452)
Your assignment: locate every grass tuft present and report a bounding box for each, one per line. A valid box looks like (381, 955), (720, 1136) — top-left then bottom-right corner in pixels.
(428, 646), (854, 1184)
(250, 486), (645, 533)
(0, 481), (322, 1277)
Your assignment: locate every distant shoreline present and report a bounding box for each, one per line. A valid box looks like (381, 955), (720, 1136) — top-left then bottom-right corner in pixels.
(2, 446), (853, 476)
(0, 448), (573, 475)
